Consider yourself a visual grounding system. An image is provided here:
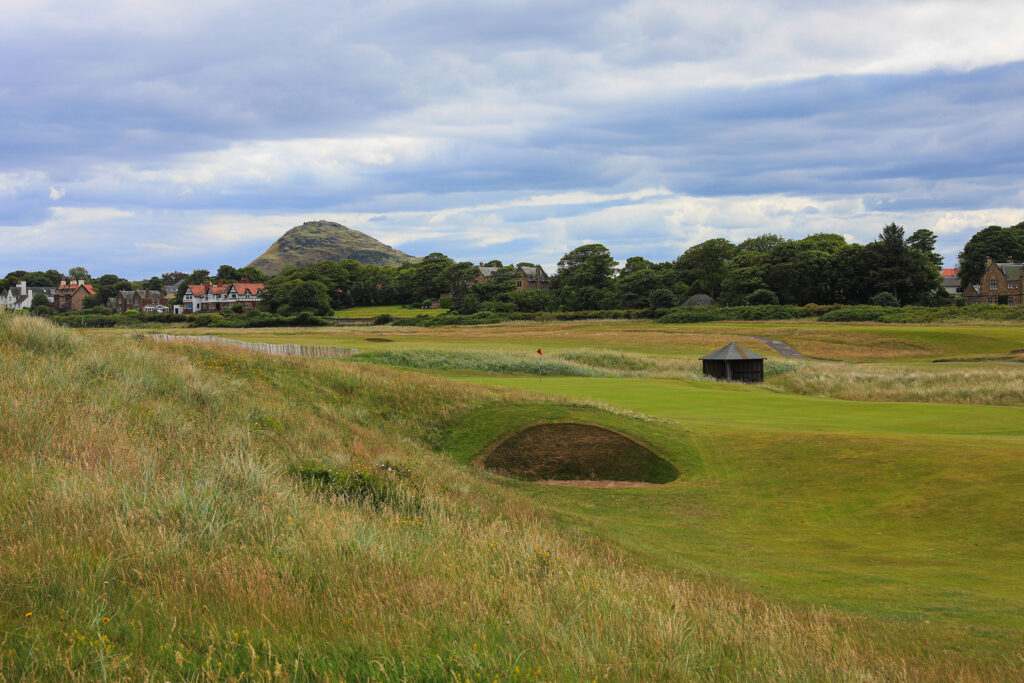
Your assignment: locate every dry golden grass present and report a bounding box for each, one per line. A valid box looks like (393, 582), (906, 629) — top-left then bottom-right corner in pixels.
(0, 312), (1020, 680)
(770, 360), (1024, 405)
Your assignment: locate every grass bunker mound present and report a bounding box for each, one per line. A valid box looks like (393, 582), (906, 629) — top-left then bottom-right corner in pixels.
(482, 422), (678, 483)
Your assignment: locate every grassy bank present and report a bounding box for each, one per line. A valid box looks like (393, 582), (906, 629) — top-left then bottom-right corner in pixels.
(3, 313), (1022, 679)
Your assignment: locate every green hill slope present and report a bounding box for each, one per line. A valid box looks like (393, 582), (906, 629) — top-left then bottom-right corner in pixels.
(249, 220), (416, 274)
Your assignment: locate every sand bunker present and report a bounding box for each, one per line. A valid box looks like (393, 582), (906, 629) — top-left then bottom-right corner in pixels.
(481, 422), (678, 484)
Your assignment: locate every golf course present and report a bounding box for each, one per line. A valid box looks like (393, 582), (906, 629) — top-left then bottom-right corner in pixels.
(3, 313), (1023, 679)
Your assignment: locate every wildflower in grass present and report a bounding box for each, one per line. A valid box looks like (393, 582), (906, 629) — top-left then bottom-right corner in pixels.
(102, 617), (110, 623)
(24, 612), (31, 617)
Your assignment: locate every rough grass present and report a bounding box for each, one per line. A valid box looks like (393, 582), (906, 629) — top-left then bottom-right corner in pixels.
(2, 312), (1021, 680)
(771, 361), (1024, 405)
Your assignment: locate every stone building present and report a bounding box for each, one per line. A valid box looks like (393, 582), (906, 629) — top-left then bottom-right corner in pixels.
(964, 258), (1023, 305)
(474, 264), (551, 291)
(52, 279), (95, 313)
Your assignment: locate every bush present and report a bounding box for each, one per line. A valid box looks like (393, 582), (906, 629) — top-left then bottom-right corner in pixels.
(870, 292), (900, 307)
(373, 313), (393, 325)
(438, 296), (453, 309)
(746, 289), (780, 305)
(648, 289), (677, 309)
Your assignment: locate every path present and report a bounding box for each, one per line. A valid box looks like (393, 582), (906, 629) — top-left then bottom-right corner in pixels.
(747, 336), (805, 359)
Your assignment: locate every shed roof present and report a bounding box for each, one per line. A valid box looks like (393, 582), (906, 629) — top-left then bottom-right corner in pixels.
(700, 342), (763, 361)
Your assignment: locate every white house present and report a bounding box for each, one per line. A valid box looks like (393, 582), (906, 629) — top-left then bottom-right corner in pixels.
(178, 279), (265, 314)
(0, 281), (55, 310)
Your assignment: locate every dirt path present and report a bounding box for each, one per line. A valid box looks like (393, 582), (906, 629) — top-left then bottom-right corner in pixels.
(747, 336), (805, 359)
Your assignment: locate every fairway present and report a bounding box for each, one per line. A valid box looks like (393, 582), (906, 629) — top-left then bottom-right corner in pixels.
(444, 380), (1024, 643)
(164, 318), (1024, 361)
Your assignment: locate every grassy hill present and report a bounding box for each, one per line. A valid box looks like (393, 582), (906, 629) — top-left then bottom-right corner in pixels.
(248, 220), (416, 274)
(2, 313), (1022, 679)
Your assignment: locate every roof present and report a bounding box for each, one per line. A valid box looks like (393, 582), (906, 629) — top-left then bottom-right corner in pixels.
(941, 268), (958, 277)
(476, 266), (501, 278)
(997, 263), (1024, 281)
(231, 282), (265, 295)
(700, 342), (764, 361)
(518, 265), (548, 282)
(682, 293), (715, 307)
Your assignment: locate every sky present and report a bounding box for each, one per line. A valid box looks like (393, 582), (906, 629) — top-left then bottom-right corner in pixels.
(3, 0), (1024, 278)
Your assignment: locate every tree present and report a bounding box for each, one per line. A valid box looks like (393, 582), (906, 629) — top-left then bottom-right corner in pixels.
(30, 293), (51, 314)
(287, 280), (331, 315)
(437, 262), (480, 301)
(648, 288), (676, 309)
(161, 271), (188, 285)
(216, 265), (240, 282)
(907, 229), (943, 270)
(555, 244), (617, 292)
(68, 266), (90, 281)
(746, 288), (779, 305)
(957, 222), (1024, 288)
(736, 234), (785, 254)
(674, 239), (735, 299)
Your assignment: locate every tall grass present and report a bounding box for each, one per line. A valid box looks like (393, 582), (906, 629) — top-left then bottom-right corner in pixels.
(771, 360), (1024, 405)
(0, 312), (1018, 679)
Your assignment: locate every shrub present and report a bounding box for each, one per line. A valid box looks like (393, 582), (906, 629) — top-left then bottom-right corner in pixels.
(373, 313), (393, 325)
(648, 289), (677, 309)
(870, 292), (900, 307)
(747, 289), (780, 305)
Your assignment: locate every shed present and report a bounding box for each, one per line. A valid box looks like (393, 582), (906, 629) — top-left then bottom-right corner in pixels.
(700, 342), (764, 383)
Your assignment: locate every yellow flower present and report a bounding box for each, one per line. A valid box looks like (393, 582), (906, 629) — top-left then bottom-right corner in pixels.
(24, 612), (32, 617)
(102, 617), (110, 623)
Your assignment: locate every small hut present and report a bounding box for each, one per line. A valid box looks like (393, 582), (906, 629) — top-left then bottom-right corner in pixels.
(700, 342), (764, 383)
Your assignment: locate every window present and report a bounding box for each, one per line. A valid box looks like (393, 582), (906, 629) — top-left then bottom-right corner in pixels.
(1011, 281), (1020, 289)
(990, 279), (1000, 290)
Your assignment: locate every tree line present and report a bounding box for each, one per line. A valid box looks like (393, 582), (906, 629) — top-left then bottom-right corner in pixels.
(255, 223), (947, 315)
(13, 220), (1024, 317)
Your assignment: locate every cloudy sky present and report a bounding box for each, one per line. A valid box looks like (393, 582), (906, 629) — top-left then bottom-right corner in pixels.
(3, 0), (1024, 277)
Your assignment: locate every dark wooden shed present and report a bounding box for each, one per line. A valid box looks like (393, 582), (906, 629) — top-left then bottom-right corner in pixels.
(700, 342), (764, 383)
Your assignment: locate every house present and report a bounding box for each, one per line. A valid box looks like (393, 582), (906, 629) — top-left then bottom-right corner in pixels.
(52, 279), (96, 313)
(940, 268), (961, 296)
(110, 289), (168, 314)
(964, 258), (1023, 305)
(0, 280), (55, 310)
(700, 342), (764, 383)
(179, 278), (265, 314)
(473, 263), (551, 291)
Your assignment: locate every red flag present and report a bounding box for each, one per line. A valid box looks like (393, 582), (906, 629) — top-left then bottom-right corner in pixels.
(537, 348), (542, 355)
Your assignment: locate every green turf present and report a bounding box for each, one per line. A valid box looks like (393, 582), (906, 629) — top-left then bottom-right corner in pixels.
(332, 304), (449, 318)
(441, 382), (1024, 646)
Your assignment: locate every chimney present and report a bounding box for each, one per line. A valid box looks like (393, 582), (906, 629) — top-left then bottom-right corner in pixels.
(1009, 259), (1015, 264)
(60, 279), (67, 287)
(18, 280), (27, 296)
(986, 257), (993, 268)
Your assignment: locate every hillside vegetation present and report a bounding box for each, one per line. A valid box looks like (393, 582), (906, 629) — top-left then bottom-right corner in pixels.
(1, 313), (1021, 680)
(248, 220), (416, 275)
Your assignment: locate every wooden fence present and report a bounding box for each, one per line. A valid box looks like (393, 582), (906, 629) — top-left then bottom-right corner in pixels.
(148, 334), (358, 358)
